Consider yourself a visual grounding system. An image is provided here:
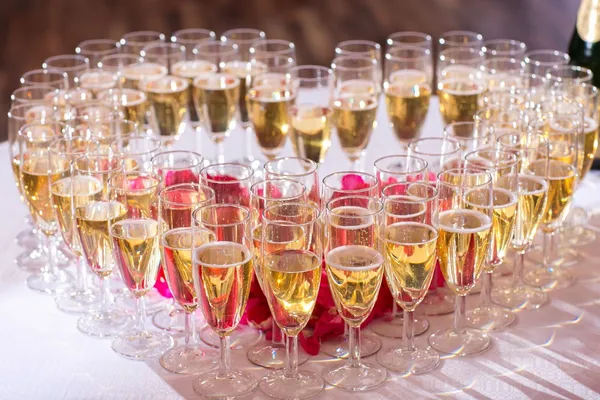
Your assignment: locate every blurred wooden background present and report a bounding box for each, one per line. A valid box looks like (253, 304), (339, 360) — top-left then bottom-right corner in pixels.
(0, 0), (579, 142)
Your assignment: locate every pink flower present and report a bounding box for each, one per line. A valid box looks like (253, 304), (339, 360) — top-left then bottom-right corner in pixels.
(163, 169), (198, 187)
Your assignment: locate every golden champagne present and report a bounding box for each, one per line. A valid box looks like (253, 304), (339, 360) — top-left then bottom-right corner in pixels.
(333, 93), (378, 160)
(438, 79), (485, 125)
(326, 245), (384, 327)
(80, 70), (118, 97)
(111, 218), (162, 296)
(437, 209), (492, 295)
(121, 62), (168, 90)
(161, 228), (215, 313)
(193, 73), (240, 141)
(328, 205), (375, 248)
(11, 156), (21, 194)
(223, 60), (268, 125)
(385, 70), (431, 143)
(141, 75), (189, 138)
(98, 88), (148, 128)
(193, 241), (254, 337)
(247, 76), (296, 158)
(581, 116), (599, 179)
(289, 104), (332, 164)
(511, 176), (548, 252)
(76, 200), (127, 277)
(263, 249), (321, 337)
(385, 222), (438, 312)
(21, 156), (70, 235)
(51, 176), (103, 256)
(171, 60), (217, 125)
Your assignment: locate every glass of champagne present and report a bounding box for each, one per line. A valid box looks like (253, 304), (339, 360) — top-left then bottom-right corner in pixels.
(482, 57), (526, 93)
(78, 68), (119, 98)
(463, 149), (519, 331)
(120, 31), (166, 55)
(108, 171), (174, 359)
(524, 49), (570, 76)
(192, 41), (241, 163)
(73, 153), (134, 337)
(98, 54), (143, 87)
(321, 196), (386, 391)
(331, 55), (379, 171)
(289, 65), (333, 164)
(109, 135), (161, 172)
(444, 121), (495, 158)
(247, 178), (308, 369)
(482, 39), (527, 60)
(264, 157), (321, 207)
(18, 122), (73, 294)
(428, 167), (494, 356)
(221, 28), (267, 167)
(259, 202), (323, 399)
(384, 46), (433, 151)
(50, 137), (101, 313)
(158, 183), (217, 374)
(492, 131), (550, 310)
(437, 47), (486, 125)
(438, 31), (484, 52)
(76, 39), (121, 68)
(387, 31), (433, 52)
(377, 182), (441, 374)
(191, 204), (258, 398)
(247, 53), (297, 161)
(43, 54), (90, 87)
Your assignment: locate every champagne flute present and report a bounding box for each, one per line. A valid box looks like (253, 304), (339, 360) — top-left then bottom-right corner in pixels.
(98, 53), (144, 89)
(74, 153), (134, 337)
(322, 196), (386, 391)
(247, 54), (297, 161)
(109, 134), (161, 172)
(387, 31), (433, 52)
(97, 86), (148, 129)
(18, 122), (73, 294)
(43, 54), (90, 87)
(264, 157), (321, 207)
(76, 39), (121, 68)
(377, 182), (441, 374)
(428, 167), (494, 356)
(120, 31), (165, 55)
(50, 137), (101, 313)
(482, 57), (526, 93)
(331, 55), (379, 171)
(289, 65), (334, 164)
(158, 183), (217, 374)
(108, 171), (174, 359)
(192, 41), (241, 163)
(192, 204), (258, 398)
(221, 28), (267, 167)
(482, 39), (527, 60)
(444, 121), (495, 158)
(524, 49), (570, 76)
(320, 172), (382, 359)
(335, 40), (382, 86)
(259, 202), (323, 400)
(384, 46), (433, 151)
(247, 178), (308, 369)
(463, 149), (519, 331)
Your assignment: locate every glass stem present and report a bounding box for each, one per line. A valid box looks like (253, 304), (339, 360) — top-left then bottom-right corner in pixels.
(392, 301), (399, 319)
(216, 140), (225, 164)
(453, 295), (467, 334)
(542, 231), (554, 272)
(479, 271), (492, 307)
(348, 325), (361, 368)
(99, 276), (112, 313)
(350, 157), (361, 172)
(135, 295), (147, 332)
(76, 256), (88, 292)
(45, 234), (58, 276)
(185, 310), (198, 346)
(343, 322), (349, 338)
(244, 126), (253, 160)
(218, 335), (232, 377)
(272, 323), (285, 347)
(403, 309), (416, 352)
(285, 335), (300, 379)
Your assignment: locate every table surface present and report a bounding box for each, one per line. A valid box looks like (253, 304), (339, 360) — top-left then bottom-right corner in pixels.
(2, 98), (600, 400)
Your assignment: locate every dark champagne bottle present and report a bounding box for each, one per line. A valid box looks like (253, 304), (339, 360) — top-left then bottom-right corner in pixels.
(569, 0), (600, 168)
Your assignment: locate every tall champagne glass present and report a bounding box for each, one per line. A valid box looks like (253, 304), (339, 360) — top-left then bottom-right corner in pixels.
(192, 204), (258, 398)
(331, 56), (379, 171)
(108, 171), (174, 359)
(247, 178), (308, 369)
(158, 183), (217, 374)
(428, 168), (494, 356)
(74, 154), (133, 337)
(377, 182), (441, 374)
(76, 39), (121, 68)
(264, 157), (320, 207)
(320, 172), (382, 359)
(259, 203), (323, 400)
(464, 149), (519, 331)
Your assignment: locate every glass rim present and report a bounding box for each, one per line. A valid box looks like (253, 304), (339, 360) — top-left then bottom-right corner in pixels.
(200, 162), (254, 183)
(437, 167), (493, 188)
(408, 137), (461, 157)
(141, 42), (186, 54)
(524, 49), (570, 65)
(170, 28), (216, 43)
(250, 178), (307, 202)
(72, 153), (124, 173)
(374, 154), (428, 175)
(331, 55), (377, 72)
(192, 203), (250, 228)
(17, 121), (63, 141)
(109, 135), (162, 156)
(12, 84), (57, 101)
(159, 182), (215, 206)
(439, 30), (484, 45)
(322, 171), (378, 193)
(497, 131), (548, 150)
(464, 148), (520, 168)
(151, 150), (204, 171)
(220, 28), (266, 43)
(8, 103), (57, 121)
(20, 68), (68, 85)
(192, 41), (239, 56)
(108, 171), (162, 192)
(250, 39), (295, 50)
(385, 45), (431, 62)
(262, 201), (320, 225)
(439, 46), (485, 60)
(291, 65), (332, 83)
(444, 121), (494, 140)
(120, 30), (166, 45)
(43, 55), (90, 71)
(76, 39), (121, 55)
(335, 39), (381, 52)
(264, 157), (318, 177)
(99, 53), (143, 67)
(546, 64), (593, 80)
(48, 135), (98, 157)
(326, 195), (383, 216)
(483, 56), (526, 68)
(387, 31), (432, 46)
(382, 181), (438, 202)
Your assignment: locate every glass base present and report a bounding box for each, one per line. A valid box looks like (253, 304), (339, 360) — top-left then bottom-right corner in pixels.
(77, 309), (133, 338)
(376, 346), (440, 375)
(247, 342), (309, 369)
(111, 329), (174, 360)
(55, 288), (99, 314)
(421, 291), (455, 316)
(16, 229), (37, 249)
(152, 305), (185, 332)
(27, 270), (72, 295)
(200, 325), (261, 350)
(194, 369), (258, 399)
(523, 268), (573, 291)
(159, 344), (218, 374)
(527, 247), (579, 268)
(260, 370), (324, 400)
(428, 328), (491, 356)
(494, 259), (514, 277)
(15, 249), (47, 273)
(116, 290), (167, 314)
(322, 361), (387, 392)
(369, 314), (429, 338)
(492, 284), (549, 310)
(469, 279), (482, 295)
(563, 226), (596, 247)
(320, 332), (381, 358)
(56, 242), (76, 266)
(466, 305), (516, 331)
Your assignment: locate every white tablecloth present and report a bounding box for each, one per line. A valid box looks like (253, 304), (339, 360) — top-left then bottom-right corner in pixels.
(2, 99), (600, 400)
